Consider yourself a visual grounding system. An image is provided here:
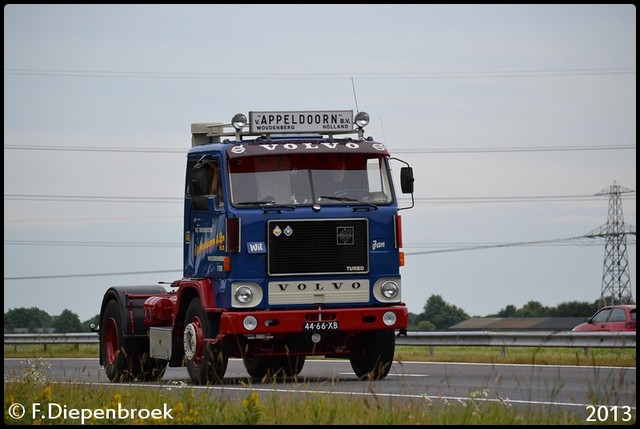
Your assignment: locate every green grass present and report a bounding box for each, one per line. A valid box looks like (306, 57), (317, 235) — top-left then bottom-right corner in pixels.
(4, 344), (98, 359)
(394, 345), (636, 367)
(4, 344), (636, 367)
(4, 373), (599, 425)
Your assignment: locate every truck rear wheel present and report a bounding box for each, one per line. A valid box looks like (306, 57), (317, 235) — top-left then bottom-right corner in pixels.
(349, 329), (395, 380)
(183, 298), (228, 384)
(101, 299), (168, 382)
(101, 299), (136, 382)
(243, 355), (306, 379)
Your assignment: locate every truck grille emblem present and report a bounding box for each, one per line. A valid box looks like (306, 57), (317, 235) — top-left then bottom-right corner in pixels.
(337, 227), (355, 245)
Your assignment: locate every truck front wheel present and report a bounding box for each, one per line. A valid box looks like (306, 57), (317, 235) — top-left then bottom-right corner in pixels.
(183, 298), (228, 384)
(349, 329), (395, 380)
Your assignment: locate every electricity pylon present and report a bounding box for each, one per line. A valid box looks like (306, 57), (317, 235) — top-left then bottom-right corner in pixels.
(586, 181), (635, 307)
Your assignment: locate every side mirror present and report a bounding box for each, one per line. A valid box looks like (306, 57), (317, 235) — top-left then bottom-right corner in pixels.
(400, 167), (414, 194)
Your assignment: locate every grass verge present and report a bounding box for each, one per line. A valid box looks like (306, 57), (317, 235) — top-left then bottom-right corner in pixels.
(4, 344), (636, 367)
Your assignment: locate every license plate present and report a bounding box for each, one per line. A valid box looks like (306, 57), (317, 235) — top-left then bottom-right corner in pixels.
(303, 321), (339, 331)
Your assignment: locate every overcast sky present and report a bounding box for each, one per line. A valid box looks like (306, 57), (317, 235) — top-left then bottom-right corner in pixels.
(4, 4), (636, 323)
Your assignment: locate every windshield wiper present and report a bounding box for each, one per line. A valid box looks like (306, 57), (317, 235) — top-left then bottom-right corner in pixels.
(236, 200), (295, 211)
(236, 200), (275, 206)
(318, 195), (378, 210)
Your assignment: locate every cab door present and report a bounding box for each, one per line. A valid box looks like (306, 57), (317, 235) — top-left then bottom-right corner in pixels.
(184, 156), (227, 278)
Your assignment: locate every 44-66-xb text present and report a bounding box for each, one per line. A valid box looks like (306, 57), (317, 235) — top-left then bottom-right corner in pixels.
(303, 321), (339, 331)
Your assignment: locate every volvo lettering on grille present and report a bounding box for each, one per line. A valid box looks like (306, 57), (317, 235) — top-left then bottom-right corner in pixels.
(268, 279), (370, 305)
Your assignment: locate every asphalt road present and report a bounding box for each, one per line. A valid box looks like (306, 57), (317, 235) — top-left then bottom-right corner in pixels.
(4, 357), (636, 418)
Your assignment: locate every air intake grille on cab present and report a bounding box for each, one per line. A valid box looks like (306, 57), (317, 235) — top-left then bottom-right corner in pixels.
(267, 219), (369, 276)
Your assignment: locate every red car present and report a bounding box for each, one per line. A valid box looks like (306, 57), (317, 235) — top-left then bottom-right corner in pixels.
(572, 304), (636, 332)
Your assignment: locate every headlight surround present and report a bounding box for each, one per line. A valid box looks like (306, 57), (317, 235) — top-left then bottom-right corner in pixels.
(373, 278), (401, 303)
(232, 282), (263, 308)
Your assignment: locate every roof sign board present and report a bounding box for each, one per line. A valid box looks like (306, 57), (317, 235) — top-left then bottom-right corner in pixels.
(249, 110), (353, 134)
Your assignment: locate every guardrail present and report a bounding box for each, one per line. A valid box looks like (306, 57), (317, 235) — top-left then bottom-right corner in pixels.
(4, 331), (635, 357)
(5, 333), (99, 344)
(395, 330), (636, 357)
(4, 333), (98, 352)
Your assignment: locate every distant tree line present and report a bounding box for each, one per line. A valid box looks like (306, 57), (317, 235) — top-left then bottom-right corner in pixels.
(4, 307), (99, 333)
(3, 295), (628, 333)
(408, 295), (620, 330)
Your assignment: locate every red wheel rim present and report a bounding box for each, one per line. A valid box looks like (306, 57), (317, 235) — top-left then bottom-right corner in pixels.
(104, 317), (118, 364)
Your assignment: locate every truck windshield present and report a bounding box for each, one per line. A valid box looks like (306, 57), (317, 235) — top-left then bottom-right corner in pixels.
(229, 153), (394, 207)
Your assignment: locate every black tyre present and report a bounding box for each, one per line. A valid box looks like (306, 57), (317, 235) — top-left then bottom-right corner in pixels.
(101, 300), (168, 382)
(243, 355), (306, 379)
(100, 300), (136, 382)
(136, 351), (168, 382)
(279, 355), (306, 377)
(243, 356), (274, 378)
(349, 329), (395, 380)
(183, 298), (228, 385)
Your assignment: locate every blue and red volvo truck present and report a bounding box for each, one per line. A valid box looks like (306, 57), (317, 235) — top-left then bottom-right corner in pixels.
(98, 110), (415, 384)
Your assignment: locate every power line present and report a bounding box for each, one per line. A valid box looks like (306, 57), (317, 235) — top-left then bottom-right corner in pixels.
(3, 270), (182, 281)
(2, 238), (618, 250)
(3, 145), (186, 153)
(4, 194), (182, 203)
(4, 240), (180, 248)
(404, 242), (599, 248)
(3, 233), (634, 281)
(404, 233), (635, 256)
(4, 192), (635, 206)
(391, 145), (635, 154)
(4, 215), (180, 224)
(404, 194), (636, 204)
(3, 143), (635, 154)
(4, 67), (635, 80)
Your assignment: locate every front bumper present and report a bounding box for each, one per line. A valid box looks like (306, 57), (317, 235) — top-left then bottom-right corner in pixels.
(218, 305), (408, 335)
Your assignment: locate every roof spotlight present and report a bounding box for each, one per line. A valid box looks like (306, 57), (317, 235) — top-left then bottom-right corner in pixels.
(354, 111), (370, 128)
(232, 113), (248, 130)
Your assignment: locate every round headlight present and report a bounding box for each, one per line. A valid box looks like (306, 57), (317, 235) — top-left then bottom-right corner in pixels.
(235, 285), (254, 304)
(381, 281), (399, 299)
(232, 113), (248, 130)
(354, 111), (370, 128)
